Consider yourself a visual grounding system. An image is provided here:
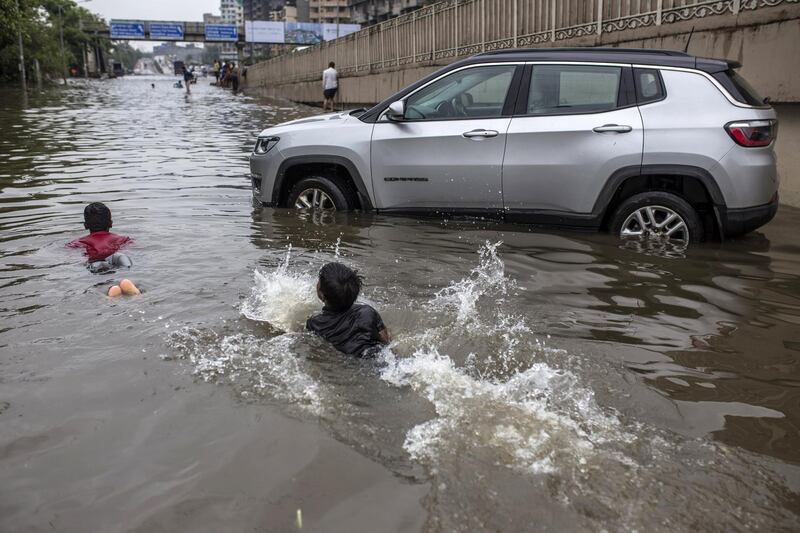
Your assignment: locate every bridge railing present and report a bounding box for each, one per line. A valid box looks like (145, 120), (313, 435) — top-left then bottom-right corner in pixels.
(251, 0), (797, 84)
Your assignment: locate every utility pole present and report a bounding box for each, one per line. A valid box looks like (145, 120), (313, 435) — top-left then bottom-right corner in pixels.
(79, 15), (88, 78)
(59, 5), (68, 84)
(77, 0), (92, 78)
(16, 0), (27, 93)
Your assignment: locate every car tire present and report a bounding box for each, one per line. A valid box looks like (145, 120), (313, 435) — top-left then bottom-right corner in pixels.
(609, 191), (703, 244)
(286, 176), (355, 211)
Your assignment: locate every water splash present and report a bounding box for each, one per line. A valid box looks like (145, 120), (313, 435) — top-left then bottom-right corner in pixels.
(240, 245), (318, 332)
(333, 235), (342, 257)
(429, 241), (513, 324)
(167, 327), (327, 416)
(379, 241), (630, 476)
(379, 344), (625, 475)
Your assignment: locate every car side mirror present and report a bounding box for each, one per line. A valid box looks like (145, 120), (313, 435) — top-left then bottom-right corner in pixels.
(386, 100), (405, 121)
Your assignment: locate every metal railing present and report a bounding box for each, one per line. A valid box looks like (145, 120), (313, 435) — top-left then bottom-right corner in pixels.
(249, 0), (797, 84)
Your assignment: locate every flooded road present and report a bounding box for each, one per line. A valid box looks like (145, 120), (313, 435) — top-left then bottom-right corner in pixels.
(1, 76), (800, 532)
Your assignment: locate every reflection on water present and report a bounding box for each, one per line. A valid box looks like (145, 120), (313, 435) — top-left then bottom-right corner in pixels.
(1, 77), (800, 531)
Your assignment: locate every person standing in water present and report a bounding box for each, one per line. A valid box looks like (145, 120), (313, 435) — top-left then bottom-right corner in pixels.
(183, 66), (193, 94)
(322, 61), (338, 112)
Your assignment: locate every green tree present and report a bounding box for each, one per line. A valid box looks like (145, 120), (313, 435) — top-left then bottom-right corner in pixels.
(0, 0), (110, 82)
(109, 42), (144, 71)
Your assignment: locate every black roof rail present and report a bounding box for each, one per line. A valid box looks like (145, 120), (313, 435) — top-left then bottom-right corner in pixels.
(477, 47), (693, 57)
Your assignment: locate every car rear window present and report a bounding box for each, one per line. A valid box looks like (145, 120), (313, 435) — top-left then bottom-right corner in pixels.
(713, 70), (766, 106)
(527, 65), (622, 115)
(633, 68), (665, 104)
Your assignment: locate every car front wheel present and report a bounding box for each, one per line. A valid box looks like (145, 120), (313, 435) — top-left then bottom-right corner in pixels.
(286, 176), (354, 211)
(609, 191), (703, 245)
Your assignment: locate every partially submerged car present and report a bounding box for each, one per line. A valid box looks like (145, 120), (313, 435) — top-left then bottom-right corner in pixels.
(250, 48), (778, 243)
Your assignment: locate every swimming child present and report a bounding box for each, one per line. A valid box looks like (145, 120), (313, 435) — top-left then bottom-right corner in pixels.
(306, 262), (390, 356)
(67, 202), (140, 297)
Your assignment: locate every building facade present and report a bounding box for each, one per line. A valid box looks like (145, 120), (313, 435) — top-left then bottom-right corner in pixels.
(203, 13), (224, 25)
(221, 0), (245, 25)
(220, 0), (244, 59)
(350, 0), (424, 26)
(309, 0), (351, 24)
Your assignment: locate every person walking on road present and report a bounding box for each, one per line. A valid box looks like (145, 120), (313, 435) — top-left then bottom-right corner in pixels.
(213, 60), (221, 85)
(322, 61), (338, 112)
(183, 66), (193, 94)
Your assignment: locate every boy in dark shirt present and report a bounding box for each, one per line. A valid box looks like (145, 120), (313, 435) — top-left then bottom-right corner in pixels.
(306, 262), (390, 356)
(68, 202), (139, 296)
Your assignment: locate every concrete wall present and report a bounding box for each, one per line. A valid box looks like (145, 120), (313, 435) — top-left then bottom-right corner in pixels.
(243, 10), (800, 207)
(775, 104), (800, 208)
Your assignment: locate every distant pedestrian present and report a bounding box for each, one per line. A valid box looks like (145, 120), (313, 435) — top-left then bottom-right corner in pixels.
(213, 59), (220, 84)
(183, 66), (192, 94)
(221, 62), (230, 88)
(322, 61), (338, 112)
(230, 63), (239, 94)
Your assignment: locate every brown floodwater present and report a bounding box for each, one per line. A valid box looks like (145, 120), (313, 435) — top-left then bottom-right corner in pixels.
(1, 76), (799, 532)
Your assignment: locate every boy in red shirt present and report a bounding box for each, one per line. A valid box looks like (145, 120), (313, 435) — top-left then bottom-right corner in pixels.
(68, 202), (139, 296)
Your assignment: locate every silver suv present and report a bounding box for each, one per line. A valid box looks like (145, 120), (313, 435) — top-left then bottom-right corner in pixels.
(250, 48), (779, 243)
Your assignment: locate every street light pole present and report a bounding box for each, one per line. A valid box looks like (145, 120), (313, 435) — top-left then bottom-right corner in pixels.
(16, 0), (27, 93)
(59, 5), (68, 84)
(77, 0), (92, 78)
(79, 15), (88, 78)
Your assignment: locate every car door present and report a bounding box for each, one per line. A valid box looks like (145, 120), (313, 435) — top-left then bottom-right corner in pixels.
(502, 63), (643, 218)
(370, 64), (521, 212)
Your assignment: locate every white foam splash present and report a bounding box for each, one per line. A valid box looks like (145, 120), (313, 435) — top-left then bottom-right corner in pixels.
(241, 246), (318, 332)
(430, 241), (512, 324)
(380, 346), (623, 475)
(168, 328), (327, 415)
(382, 241), (629, 476)
(333, 235), (342, 257)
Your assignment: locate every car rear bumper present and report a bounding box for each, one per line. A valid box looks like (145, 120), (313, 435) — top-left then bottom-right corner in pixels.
(717, 194), (778, 237)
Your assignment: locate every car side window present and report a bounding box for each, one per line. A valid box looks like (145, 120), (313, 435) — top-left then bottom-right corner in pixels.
(527, 65), (622, 115)
(405, 65), (517, 120)
(634, 68), (665, 104)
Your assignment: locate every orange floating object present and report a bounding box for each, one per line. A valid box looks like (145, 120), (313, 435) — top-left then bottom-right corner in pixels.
(119, 279), (141, 296)
(108, 285), (122, 297)
(120, 279), (140, 296)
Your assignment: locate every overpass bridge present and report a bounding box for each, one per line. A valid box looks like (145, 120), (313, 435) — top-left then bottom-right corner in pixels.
(83, 20), (244, 45)
(243, 0), (800, 207)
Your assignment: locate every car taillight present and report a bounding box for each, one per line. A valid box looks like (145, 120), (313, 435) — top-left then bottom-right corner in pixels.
(725, 120), (777, 147)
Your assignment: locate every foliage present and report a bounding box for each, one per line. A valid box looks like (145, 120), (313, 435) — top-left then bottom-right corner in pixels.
(0, 0), (112, 82)
(109, 42), (144, 71)
(202, 44), (221, 65)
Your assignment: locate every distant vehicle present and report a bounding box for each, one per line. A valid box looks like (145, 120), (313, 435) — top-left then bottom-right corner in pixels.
(110, 61), (124, 78)
(173, 60), (185, 76)
(250, 48), (779, 243)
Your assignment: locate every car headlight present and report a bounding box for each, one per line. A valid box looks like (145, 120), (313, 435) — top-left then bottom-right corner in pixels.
(254, 136), (279, 154)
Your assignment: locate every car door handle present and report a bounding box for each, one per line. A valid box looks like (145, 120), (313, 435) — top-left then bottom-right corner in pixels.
(463, 129), (499, 139)
(592, 124), (633, 133)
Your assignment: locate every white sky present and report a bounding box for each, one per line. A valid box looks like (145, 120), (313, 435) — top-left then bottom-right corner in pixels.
(86, 0), (222, 51)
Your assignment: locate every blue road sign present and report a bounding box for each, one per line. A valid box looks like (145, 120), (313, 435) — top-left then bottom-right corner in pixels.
(150, 23), (184, 41)
(110, 21), (145, 39)
(205, 24), (238, 42)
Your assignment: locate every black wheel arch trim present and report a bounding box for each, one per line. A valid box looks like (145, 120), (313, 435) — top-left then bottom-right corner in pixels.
(273, 155), (373, 210)
(592, 164), (726, 216)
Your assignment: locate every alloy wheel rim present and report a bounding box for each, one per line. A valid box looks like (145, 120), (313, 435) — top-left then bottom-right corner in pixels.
(620, 205), (689, 244)
(294, 188), (335, 210)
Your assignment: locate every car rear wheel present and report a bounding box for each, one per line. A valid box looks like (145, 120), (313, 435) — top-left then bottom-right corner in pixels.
(609, 192), (703, 245)
(286, 176), (354, 211)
